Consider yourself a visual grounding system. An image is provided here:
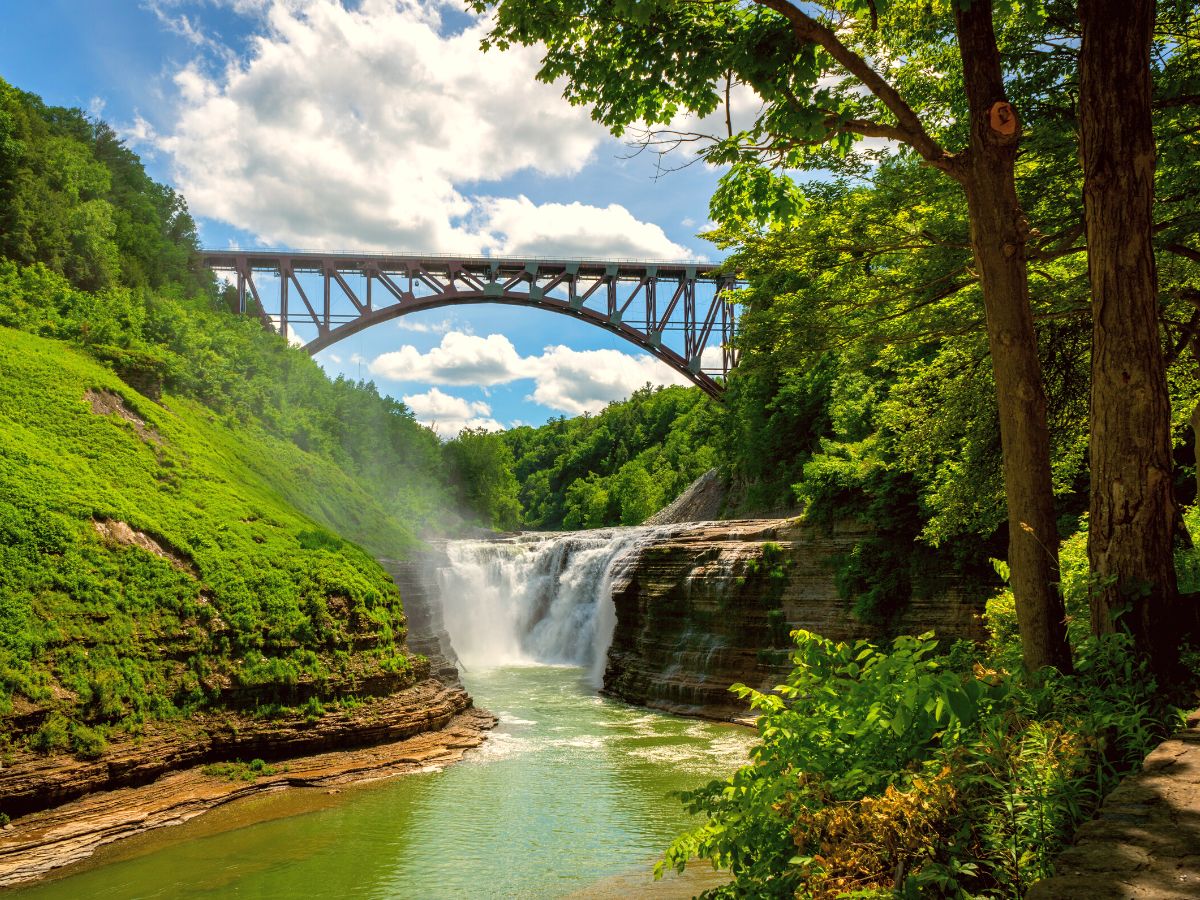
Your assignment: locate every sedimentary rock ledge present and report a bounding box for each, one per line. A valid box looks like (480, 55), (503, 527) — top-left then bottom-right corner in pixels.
(1027, 710), (1200, 899)
(0, 699), (496, 888)
(604, 518), (987, 721)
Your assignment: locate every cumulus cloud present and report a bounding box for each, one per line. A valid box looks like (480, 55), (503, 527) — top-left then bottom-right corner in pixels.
(396, 317), (456, 335)
(370, 332), (532, 386)
(369, 330), (702, 416)
(477, 197), (692, 260)
(149, 0), (693, 258)
(402, 387), (502, 437)
(524, 345), (691, 416)
(267, 314), (304, 346)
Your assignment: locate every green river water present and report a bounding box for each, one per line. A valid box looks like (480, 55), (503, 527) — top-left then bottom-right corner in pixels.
(16, 666), (754, 899)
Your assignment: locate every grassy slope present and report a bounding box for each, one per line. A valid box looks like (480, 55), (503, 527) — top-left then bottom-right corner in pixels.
(0, 327), (421, 755)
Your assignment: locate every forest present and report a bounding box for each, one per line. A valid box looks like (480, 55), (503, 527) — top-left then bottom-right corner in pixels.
(1, 0), (1199, 889)
(465, 0), (1200, 892)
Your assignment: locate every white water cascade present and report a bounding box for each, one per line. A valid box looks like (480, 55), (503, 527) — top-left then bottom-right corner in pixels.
(435, 527), (669, 688)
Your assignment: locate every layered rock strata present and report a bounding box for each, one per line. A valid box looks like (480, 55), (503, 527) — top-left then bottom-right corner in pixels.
(379, 554), (461, 680)
(603, 518), (987, 721)
(0, 676), (477, 818)
(0, 704), (496, 888)
(1, 549), (497, 887)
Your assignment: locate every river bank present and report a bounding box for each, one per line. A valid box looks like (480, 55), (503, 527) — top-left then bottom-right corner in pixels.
(0, 681), (495, 888)
(9, 666), (751, 899)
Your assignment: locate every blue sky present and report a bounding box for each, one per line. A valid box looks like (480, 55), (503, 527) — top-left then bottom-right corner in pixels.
(2, 0), (740, 435)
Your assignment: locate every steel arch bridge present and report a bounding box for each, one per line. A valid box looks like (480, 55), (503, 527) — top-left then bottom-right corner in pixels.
(201, 250), (742, 398)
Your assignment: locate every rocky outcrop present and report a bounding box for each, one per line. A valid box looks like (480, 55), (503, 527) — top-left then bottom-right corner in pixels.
(0, 704), (496, 888)
(1027, 709), (1200, 899)
(0, 676), (477, 818)
(380, 555), (462, 681)
(603, 518), (987, 721)
(644, 468), (726, 525)
(0, 545), (497, 888)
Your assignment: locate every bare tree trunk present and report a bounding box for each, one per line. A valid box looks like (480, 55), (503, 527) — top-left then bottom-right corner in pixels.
(955, 0), (1073, 673)
(1079, 0), (1187, 678)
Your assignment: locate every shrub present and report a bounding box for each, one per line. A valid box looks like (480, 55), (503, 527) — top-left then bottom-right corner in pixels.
(69, 723), (108, 759)
(29, 713), (70, 754)
(660, 625), (1177, 898)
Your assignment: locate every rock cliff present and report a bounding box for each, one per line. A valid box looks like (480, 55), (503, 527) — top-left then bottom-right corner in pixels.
(603, 518), (988, 721)
(0, 669), (479, 818)
(380, 555), (462, 681)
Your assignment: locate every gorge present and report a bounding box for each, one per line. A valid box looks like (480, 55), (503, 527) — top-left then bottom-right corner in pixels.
(3, 514), (988, 894)
(398, 520), (988, 722)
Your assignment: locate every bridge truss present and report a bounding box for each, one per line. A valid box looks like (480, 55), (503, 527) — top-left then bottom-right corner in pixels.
(201, 250), (742, 398)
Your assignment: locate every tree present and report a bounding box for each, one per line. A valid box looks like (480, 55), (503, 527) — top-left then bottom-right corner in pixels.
(1078, 0), (1191, 674)
(444, 427), (523, 530)
(477, 0), (1072, 670)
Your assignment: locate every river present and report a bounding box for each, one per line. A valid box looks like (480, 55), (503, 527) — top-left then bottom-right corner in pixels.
(15, 530), (755, 899)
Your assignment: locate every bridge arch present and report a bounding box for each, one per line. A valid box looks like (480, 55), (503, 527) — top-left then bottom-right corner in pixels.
(202, 251), (741, 399)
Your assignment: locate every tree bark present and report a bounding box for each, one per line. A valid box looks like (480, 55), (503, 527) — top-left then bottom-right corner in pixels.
(955, 0), (1073, 673)
(1079, 0), (1186, 678)
(1192, 398), (1200, 503)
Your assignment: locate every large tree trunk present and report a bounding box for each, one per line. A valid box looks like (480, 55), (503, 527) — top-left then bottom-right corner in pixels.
(1191, 397), (1200, 502)
(1079, 0), (1186, 677)
(955, 0), (1073, 673)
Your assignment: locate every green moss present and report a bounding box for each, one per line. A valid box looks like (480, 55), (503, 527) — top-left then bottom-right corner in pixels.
(0, 328), (420, 754)
(202, 758), (277, 782)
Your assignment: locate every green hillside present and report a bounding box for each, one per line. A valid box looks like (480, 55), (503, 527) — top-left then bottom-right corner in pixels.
(0, 76), (470, 759)
(0, 327), (427, 755)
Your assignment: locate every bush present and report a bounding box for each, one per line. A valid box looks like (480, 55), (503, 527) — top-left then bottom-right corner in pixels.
(660, 625), (1177, 898)
(29, 713), (70, 753)
(69, 723), (108, 759)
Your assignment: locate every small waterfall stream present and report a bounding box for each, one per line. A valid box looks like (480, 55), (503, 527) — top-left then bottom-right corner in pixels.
(435, 527), (668, 687)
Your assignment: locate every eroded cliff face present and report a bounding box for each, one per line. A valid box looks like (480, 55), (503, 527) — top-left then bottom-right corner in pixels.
(0, 676), (477, 818)
(380, 555), (462, 682)
(0, 550), (495, 887)
(602, 519), (987, 721)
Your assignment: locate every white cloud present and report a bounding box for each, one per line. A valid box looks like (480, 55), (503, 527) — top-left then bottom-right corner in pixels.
(148, 0), (691, 258)
(396, 317), (455, 335)
(524, 345), (690, 416)
(267, 314), (304, 346)
(369, 330), (705, 416)
(370, 332), (532, 386)
(476, 197), (692, 260)
(401, 387), (502, 438)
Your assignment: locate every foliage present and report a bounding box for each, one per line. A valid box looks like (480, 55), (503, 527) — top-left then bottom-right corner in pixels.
(0, 83), (470, 759)
(444, 428), (523, 530)
(660, 511), (1193, 896)
(501, 384), (721, 529)
(0, 327), (432, 753)
(661, 619), (1175, 897)
(202, 758), (278, 782)
(0, 76), (202, 293)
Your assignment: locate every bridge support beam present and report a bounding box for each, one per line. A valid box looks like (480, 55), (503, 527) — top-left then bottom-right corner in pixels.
(202, 250), (742, 397)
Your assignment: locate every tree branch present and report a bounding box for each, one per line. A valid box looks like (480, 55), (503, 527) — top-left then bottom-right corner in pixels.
(750, 0), (954, 170)
(1164, 243), (1200, 265)
(1154, 93), (1200, 109)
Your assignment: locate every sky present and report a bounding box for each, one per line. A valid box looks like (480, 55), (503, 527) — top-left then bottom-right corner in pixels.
(1, 0), (740, 436)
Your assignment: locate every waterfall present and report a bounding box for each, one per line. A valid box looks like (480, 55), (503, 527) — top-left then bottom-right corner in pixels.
(435, 527), (664, 688)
